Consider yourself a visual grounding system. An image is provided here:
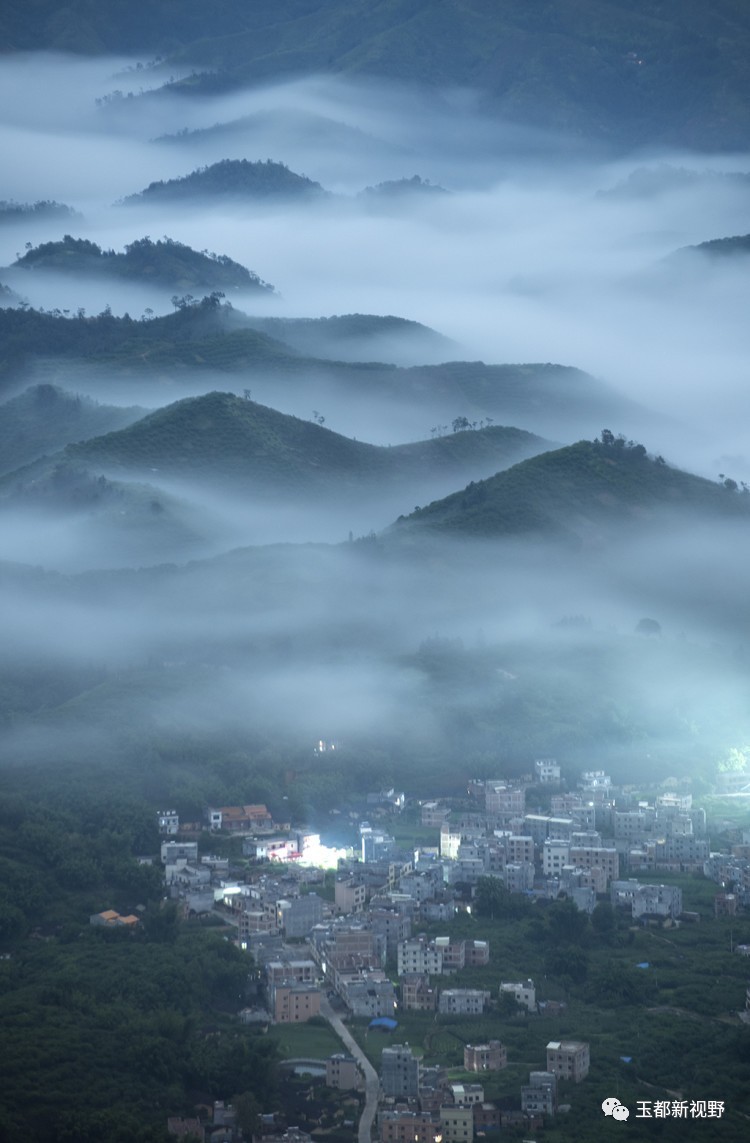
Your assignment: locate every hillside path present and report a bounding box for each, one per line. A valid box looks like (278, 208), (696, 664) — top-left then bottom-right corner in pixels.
(320, 996), (379, 1143)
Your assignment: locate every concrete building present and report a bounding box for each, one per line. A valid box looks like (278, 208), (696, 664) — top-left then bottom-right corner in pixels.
(447, 1083), (484, 1106)
(421, 802), (450, 827)
(401, 974), (437, 1011)
(463, 1041), (507, 1072)
(500, 979), (536, 1012)
(157, 809), (180, 835)
(439, 1105), (473, 1143)
(161, 841), (198, 864)
(381, 1044), (420, 1099)
(378, 1110), (440, 1143)
(397, 937), (443, 976)
(521, 1071), (557, 1115)
(325, 1055), (362, 1091)
(546, 1040), (590, 1083)
(334, 877), (367, 915)
(535, 759), (561, 784)
(438, 989), (490, 1015)
(273, 983), (321, 1023)
(568, 845), (619, 887)
(277, 894), (324, 939)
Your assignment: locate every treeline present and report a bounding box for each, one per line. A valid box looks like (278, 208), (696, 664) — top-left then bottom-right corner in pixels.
(13, 235), (274, 293)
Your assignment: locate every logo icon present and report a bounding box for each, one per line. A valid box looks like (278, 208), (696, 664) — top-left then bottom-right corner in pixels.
(602, 1098), (630, 1121)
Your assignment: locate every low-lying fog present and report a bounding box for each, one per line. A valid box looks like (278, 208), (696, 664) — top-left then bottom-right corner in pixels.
(1, 53), (750, 779)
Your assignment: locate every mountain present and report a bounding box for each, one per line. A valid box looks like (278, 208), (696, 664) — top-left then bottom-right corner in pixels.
(672, 234), (750, 261)
(0, 384), (145, 476)
(0, 200), (81, 225)
(392, 434), (750, 543)
(61, 390), (550, 499)
(10, 235), (274, 295)
(7, 1), (750, 149)
(239, 313), (457, 365)
(154, 108), (406, 165)
(0, 301), (638, 438)
(122, 159), (326, 204)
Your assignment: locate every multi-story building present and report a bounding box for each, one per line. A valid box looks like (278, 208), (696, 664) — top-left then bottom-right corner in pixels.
(421, 802), (451, 827)
(334, 876), (367, 915)
(500, 979), (536, 1012)
(546, 1041), (590, 1083)
(439, 1105), (473, 1143)
(273, 983), (321, 1023)
(568, 845), (619, 887)
(542, 839), (570, 876)
(438, 989), (490, 1015)
(463, 1041), (506, 1072)
(277, 894), (324, 939)
(381, 1045), (420, 1099)
(378, 1110), (440, 1143)
(446, 1083), (484, 1106)
(401, 974), (437, 1011)
(504, 862), (535, 892)
(397, 937), (443, 976)
(157, 809), (179, 835)
(208, 804), (273, 832)
(161, 840), (198, 864)
(326, 1055), (362, 1091)
(535, 759), (561, 784)
(485, 782), (525, 820)
(521, 1071), (557, 1114)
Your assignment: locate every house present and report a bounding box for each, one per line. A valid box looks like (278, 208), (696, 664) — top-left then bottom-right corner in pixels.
(546, 1040), (590, 1083)
(272, 983), (321, 1023)
(439, 1104), (473, 1142)
(341, 976), (397, 1018)
(158, 810), (180, 835)
(500, 979), (536, 1012)
(447, 1083), (484, 1106)
(401, 973), (437, 1011)
(463, 1041), (507, 1072)
(326, 1054), (362, 1091)
(89, 910), (139, 928)
(421, 801), (450, 827)
(381, 1044), (420, 1098)
(521, 1071), (557, 1114)
(535, 759), (561, 784)
(378, 1109), (440, 1143)
(208, 804), (273, 832)
(438, 989), (489, 1015)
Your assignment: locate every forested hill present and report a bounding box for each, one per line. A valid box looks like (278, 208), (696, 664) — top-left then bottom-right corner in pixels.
(0, 385), (145, 476)
(11, 236), (274, 294)
(393, 435), (750, 543)
(0, 303), (635, 436)
(62, 390), (549, 495)
(4, 0), (750, 149)
(123, 159), (325, 204)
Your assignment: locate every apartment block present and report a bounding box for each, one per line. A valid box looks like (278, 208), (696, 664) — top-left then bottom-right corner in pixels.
(546, 1040), (590, 1083)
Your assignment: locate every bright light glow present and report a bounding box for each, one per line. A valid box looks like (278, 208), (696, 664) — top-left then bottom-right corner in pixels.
(297, 839), (348, 869)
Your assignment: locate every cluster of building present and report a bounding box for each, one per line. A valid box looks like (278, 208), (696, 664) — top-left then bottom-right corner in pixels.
(375, 1039), (589, 1141)
(150, 765), (750, 1141)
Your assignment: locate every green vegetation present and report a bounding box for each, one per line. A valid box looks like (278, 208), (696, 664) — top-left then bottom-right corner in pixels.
(0, 199), (80, 224)
(360, 176), (447, 198)
(123, 159), (325, 204)
(0, 780), (280, 1141)
(0, 384), (144, 476)
(395, 433), (750, 541)
(13, 235), (274, 294)
(678, 234), (750, 260)
(6, 0), (750, 148)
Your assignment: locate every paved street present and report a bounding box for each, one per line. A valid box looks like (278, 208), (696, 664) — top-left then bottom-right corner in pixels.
(320, 997), (379, 1143)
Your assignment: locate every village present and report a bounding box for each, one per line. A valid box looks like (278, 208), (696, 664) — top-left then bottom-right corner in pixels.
(94, 762), (750, 1143)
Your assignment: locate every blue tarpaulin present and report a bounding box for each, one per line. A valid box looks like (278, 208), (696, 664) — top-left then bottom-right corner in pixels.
(369, 1017), (398, 1031)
